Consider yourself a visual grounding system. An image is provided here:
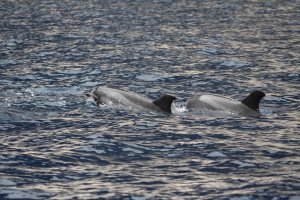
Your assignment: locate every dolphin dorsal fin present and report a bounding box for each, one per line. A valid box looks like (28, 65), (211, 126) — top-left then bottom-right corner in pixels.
(153, 94), (177, 113)
(241, 90), (265, 111)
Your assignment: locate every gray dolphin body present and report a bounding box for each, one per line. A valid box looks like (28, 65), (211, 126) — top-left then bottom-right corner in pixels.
(186, 90), (265, 116)
(86, 87), (176, 113)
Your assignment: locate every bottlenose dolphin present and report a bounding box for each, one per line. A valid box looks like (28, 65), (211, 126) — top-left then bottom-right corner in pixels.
(86, 87), (177, 113)
(186, 90), (265, 116)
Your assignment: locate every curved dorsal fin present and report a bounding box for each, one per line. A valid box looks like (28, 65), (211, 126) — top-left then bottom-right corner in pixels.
(153, 94), (177, 113)
(241, 90), (265, 111)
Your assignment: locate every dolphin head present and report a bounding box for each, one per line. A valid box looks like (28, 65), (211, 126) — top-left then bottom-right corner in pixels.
(86, 89), (100, 106)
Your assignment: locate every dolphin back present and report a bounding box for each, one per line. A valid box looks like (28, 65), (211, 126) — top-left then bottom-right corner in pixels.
(187, 92), (264, 117)
(88, 87), (176, 113)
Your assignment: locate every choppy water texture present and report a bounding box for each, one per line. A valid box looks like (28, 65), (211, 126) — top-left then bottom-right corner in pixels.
(0, 0), (299, 199)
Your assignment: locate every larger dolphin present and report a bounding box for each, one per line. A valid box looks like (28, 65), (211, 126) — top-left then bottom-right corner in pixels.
(86, 87), (177, 113)
(186, 90), (265, 116)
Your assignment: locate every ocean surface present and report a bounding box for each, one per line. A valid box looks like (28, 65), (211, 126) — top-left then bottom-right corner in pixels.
(0, 0), (299, 199)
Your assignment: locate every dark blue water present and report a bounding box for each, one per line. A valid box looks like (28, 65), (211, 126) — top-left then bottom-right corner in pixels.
(0, 0), (299, 199)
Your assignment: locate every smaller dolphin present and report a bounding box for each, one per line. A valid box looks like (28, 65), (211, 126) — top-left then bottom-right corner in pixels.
(86, 87), (177, 113)
(186, 90), (265, 116)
